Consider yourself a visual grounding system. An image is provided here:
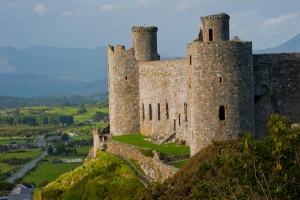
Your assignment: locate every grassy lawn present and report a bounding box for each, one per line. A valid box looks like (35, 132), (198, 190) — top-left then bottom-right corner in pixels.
(0, 138), (28, 145)
(22, 161), (83, 186)
(170, 160), (188, 168)
(112, 134), (190, 156)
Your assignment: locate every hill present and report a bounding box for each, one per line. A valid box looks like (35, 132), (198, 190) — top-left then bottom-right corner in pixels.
(0, 46), (108, 97)
(254, 33), (300, 54)
(35, 150), (144, 200)
(0, 93), (108, 108)
(136, 114), (300, 199)
(34, 114), (300, 199)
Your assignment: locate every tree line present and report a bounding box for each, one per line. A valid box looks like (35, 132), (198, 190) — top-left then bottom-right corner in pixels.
(0, 113), (73, 126)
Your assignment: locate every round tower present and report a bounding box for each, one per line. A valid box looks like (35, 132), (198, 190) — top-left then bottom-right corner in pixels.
(188, 13), (255, 155)
(132, 26), (159, 62)
(199, 13), (230, 42)
(107, 45), (140, 136)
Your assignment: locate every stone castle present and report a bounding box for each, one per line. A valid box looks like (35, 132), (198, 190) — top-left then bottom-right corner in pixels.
(107, 13), (300, 155)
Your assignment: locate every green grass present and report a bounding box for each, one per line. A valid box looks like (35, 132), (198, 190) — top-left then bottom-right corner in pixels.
(0, 148), (43, 173)
(0, 138), (27, 145)
(0, 149), (42, 160)
(22, 161), (83, 186)
(170, 160), (188, 168)
(112, 134), (190, 156)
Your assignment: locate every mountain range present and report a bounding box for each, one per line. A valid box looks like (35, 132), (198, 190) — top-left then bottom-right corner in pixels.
(0, 46), (107, 97)
(0, 33), (299, 98)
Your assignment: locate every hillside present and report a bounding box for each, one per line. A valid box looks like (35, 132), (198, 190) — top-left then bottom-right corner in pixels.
(34, 114), (300, 199)
(0, 93), (108, 108)
(35, 150), (144, 200)
(254, 33), (300, 54)
(136, 114), (300, 200)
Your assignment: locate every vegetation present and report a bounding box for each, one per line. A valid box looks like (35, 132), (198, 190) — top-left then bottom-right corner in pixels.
(0, 93), (108, 108)
(112, 134), (190, 156)
(136, 114), (300, 200)
(35, 151), (144, 200)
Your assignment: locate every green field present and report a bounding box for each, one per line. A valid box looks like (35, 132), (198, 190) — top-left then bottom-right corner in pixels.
(0, 148), (43, 173)
(112, 134), (190, 156)
(22, 146), (91, 186)
(22, 161), (83, 186)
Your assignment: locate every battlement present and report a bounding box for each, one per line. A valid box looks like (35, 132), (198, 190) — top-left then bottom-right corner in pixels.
(108, 45), (126, 53)
(132, 26), (158, 32)
(201, 13), (230, 20)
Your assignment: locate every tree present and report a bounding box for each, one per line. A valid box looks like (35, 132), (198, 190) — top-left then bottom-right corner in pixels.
(47, 145), (53, 155)
(77, 108), (87, 114)
(61, 133), (69, 142)
(0, 181), (15, 191)
(55, 143), (66, 155)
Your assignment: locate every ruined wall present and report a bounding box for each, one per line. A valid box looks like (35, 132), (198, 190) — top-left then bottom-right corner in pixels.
(188, 41), (254, 155)
(108, 46), (140, 135)
(253, 53), (300, 137)
(106, 140), (178, 182)
(139, 59), (189, 142)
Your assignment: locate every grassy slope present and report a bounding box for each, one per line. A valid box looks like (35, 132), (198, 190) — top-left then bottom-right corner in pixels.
(35, 150), (144, 200)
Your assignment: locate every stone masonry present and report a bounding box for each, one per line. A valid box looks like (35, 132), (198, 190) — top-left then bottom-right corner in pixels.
(107, 13), (300, 156)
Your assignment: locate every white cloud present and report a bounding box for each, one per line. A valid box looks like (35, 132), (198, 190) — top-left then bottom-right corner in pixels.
(99, 4), (121, 12)
(33, 3), (55, 15)
(263, 12), (299, 26)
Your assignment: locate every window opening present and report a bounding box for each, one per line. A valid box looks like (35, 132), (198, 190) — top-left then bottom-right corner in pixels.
(142, 103), (145, 120)
(219, 77), (222, 83)
(219, 106), (225, 120)
(189, 55), (192, 65)
(149, 104), (152, 120)
(173, 119), (176, 131)
(179, 114), (181, 126)
(125, 76), (128, 80)
(158, 103), (161, 121)
(166, 103), (169, 120)
(209, 29), (213, 41)
(184, 103), (187, 122)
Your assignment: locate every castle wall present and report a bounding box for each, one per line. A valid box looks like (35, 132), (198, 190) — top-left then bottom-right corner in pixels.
(108, 46), (140, 135)
(253, 53), (300, 137)
(188, 41), (254, 154)
(106, 140), (178, 182)
(138, 59), (189, 141)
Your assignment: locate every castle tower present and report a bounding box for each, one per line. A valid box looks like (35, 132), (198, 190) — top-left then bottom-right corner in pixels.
(132, 26), (160, 62)
(188, 13), (255, 155)
(199, 13), (230, 42)
(107, 45), (140, 135)
(108, 26), (159, 136)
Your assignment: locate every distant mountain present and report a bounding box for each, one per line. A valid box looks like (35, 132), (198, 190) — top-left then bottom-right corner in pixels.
(254, 33), (300, 54)
(0, 46), (108, 97)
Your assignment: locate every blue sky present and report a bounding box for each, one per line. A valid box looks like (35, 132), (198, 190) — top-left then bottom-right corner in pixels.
(0, 0), (299, 56)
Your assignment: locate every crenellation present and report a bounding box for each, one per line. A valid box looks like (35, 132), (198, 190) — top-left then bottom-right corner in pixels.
(107, 13), (300, 156)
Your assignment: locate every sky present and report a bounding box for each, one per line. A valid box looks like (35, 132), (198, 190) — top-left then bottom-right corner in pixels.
(0, 0), (300, 57)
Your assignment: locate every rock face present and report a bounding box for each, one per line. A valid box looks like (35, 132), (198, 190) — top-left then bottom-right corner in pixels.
(108, 13), (300, 155)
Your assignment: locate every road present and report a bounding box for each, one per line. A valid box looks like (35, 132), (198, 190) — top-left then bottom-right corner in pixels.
(6, 150), (47, 183)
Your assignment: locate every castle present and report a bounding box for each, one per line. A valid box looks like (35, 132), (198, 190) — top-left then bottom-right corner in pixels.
(107, 13), (300, 155)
